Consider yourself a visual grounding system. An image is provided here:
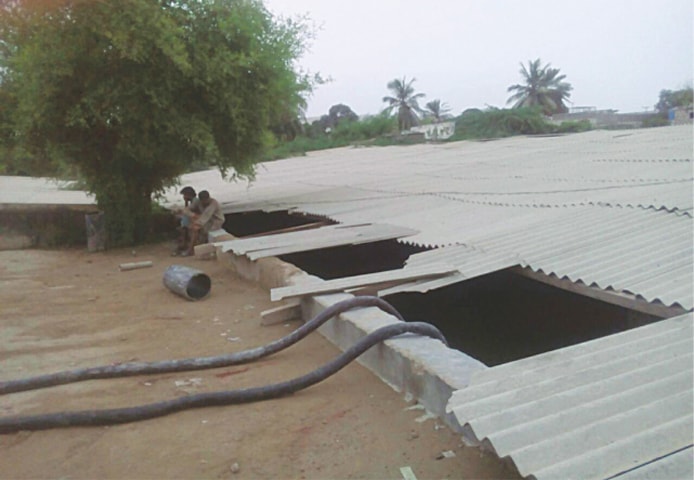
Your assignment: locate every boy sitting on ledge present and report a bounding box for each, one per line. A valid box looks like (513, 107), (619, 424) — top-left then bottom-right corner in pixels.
(181, 189), (224, 257)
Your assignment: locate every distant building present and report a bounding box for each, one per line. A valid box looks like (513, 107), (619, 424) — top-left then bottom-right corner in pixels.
(569, 106), (599, 114)
(550, 107), (656, 128)
(407, 121), (455, 140)
(669, 106), (693, 125)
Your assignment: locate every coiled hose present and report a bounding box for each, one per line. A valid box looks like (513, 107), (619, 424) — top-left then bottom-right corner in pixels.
(0, 296), (403, 395)
(0, 296), (447, 434)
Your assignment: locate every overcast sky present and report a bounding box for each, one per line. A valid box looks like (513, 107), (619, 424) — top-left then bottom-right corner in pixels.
(263, 0), (693, 119)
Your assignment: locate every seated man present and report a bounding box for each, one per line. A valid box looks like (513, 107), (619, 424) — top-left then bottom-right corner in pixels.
(183, 190), (225, 256)
(174, 186), (201, 254)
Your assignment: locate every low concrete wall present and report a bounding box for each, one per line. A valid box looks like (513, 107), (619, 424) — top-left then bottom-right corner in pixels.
(304, 293), (486, 431)
(0, 205), (93, 249)
(0, 204), (178, 250)
(216, 248), (313, 290)
(216, 245), (487, 432)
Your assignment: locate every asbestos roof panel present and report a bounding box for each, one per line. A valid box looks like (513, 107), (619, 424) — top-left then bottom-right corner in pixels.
(381, 249), (520, 295)
(166, 125), (693, 310)
(393, 208), (693, 309)
(614, 446), (693, 480)
(248, 225), (418, 260)
(446, 313), (694, 480)
(218, 222), (417, 257)
(0, 176), (95, 206)
(270, 263), (458, 301)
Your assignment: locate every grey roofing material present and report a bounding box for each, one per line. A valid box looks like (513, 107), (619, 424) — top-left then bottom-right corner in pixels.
(218, 222), (418, 259)
(446, 313), (694, 480)
(615, 446), (693, 480)
(0, 176), (94, 206)
(378, 248), (521, 297)
(170, 125), (693, 311)
(387, 207), (693, 309)
(270, 263), (457, 301)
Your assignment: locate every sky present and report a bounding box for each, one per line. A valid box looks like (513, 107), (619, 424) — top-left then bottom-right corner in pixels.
(263, 0), (693, 119)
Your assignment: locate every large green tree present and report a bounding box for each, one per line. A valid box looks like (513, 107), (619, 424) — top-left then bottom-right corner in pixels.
(0, 0), (312, 245)
(506, 59), (573, 115)
(382, 76), (425, 131)
(316, 103), (358, 132)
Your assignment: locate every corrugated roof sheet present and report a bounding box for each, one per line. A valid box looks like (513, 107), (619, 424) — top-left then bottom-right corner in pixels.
(0, 176), (94, 205)
(388, 207), (693, 309)
(446, 313), (694, 480)
(218, 222), (418, 259)
(168, 125), (693, 310)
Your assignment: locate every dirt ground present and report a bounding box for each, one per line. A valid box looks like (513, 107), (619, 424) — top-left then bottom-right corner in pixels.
(0, 242), (518, 479)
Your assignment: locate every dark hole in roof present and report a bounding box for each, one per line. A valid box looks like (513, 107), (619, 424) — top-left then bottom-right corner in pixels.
(225, 210), (664, 366)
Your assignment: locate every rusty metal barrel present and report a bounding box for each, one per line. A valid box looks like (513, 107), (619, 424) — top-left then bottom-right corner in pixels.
(163, 265), (211, 301)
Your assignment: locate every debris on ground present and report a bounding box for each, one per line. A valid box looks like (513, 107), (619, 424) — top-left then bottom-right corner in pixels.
(436, 450), (457, 460)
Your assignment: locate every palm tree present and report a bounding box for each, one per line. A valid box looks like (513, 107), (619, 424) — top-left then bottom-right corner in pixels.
(382, 76), (425, 131)
(507, 59), (573, 115)
(423, 99), (451, 123)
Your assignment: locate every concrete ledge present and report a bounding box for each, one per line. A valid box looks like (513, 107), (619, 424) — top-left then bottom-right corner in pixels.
(219, 249), (314, 290)
(260, 301), (302, 326)
(217, 244), (487, 432)
(0, 205), (91, 248)
(208, 229), (234, 242)
(303, 293), (486, 432)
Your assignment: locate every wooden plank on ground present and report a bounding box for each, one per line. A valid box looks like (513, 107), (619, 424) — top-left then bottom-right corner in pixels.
(400, 466), (418, 480)
(119, 261), (153, 271)
(270, 264), (458, 301)
(260, 300), (302, 326)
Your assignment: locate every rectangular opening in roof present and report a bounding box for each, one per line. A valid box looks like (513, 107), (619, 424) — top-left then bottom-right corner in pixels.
(223, 210), (673, 367)
(384, 269), (664, 366)
(223, 210), (330, 237)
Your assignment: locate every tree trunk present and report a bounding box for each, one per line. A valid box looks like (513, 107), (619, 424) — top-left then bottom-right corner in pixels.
(95, 177), (153, 247)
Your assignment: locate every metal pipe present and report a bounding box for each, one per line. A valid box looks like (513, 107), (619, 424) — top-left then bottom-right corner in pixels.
(162, 265), (211, 300)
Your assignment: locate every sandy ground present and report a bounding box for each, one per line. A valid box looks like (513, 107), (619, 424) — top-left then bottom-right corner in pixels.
(0, 242), (518, 479)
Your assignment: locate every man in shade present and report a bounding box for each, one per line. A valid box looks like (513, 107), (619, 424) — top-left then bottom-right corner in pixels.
(182, 190), (224, 256)
(173, 186), (201, 255)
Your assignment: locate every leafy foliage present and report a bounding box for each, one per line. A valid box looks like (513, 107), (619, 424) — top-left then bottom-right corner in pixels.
(267, 107), (595, 160)
(423, 99), (451, 123)
(507, 59), (573, 114)
(554, 119), (592, 133)
(0, 0), (312, 245)
(382, 77), (425, 131)
(453, 107), (561, 139)
(310, 103), (359, 135)
(264, 113), (396, 160)
(331, 113), (394, 141)
(641, 115), (670, 128)
(452, 107), (595, 140)
(655, 87), (693, 114)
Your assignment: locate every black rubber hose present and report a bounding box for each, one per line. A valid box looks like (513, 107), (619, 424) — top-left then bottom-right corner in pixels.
(0, 296), (404, 395)
(0, 322), (445, 434)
